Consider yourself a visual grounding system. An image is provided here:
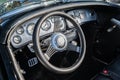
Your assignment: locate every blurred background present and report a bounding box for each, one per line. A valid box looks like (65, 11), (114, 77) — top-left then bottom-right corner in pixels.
(0, 0), (119, 15)
(0, 0), (7, 4)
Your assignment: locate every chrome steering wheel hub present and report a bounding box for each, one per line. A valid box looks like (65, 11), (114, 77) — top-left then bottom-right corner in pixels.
(51, 33), (67, 51)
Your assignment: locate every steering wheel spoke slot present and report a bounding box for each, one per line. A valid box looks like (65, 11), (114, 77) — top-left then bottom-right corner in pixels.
(44, 44), (57, 60)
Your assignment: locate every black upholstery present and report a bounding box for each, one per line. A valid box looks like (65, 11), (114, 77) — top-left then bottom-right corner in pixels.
(107, 56), (120, 80)
(94, 75), (112, 80)
(93, 56), (120, 80)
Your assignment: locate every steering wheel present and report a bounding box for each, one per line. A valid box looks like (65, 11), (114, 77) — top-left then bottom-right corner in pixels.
(33, 11), (86, 74)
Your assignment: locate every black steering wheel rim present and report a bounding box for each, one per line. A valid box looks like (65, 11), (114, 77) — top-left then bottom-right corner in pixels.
(33, 11), (86, 74)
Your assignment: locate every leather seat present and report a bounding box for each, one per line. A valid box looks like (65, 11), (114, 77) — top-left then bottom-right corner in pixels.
(94, 75), (112, 80)
(93, 56), (120, 80)
(107, 56), (120, 80)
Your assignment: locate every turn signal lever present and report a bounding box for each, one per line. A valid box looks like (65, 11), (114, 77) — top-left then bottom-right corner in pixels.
(111, 18), (120, 29)
(107, 18), (120, 32)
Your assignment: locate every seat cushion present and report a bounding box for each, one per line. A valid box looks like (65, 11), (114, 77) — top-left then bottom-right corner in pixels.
(93, 56), (120, 80)
(94, 75), (112, 80)
(108, 56), (120, 76)
(107, 56), (120, 80)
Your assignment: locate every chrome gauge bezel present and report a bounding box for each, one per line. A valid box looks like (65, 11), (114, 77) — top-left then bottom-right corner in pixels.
(27, 23), (35, 35)
(13, 35), (22, 44)
(41, 20), (51, 31)
(16, 26), (24, 35)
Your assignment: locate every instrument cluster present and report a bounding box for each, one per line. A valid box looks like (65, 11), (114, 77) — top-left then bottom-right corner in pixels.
(67, 9), (96, 28)
(11, 16), (66, 48)
(10, 9), (97, 48)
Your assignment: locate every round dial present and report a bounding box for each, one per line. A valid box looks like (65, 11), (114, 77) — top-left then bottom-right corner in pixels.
(51, 16), (65, 31)
(41, 20), (51, 31)
(13, 36), (22, 44)
(27, 23), (35, 35)
(16, 27), (24, 35)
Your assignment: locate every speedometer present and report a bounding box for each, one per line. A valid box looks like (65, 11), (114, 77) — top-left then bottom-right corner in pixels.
(27, 23), (35, 35)
(41, 20), (51, 31)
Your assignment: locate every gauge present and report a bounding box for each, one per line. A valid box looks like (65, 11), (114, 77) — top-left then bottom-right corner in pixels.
(27, 23), (35, 35)
(54, 19), (64, 31)
(41, 20), (51, 31)
(51, 16), (62, 23)
(74, 10), (80, 17)
(16, 27), (24, 35)
(54, 18), (63, 28)
(51, 16), (65, 31)
(80, 11), (86, 19)
(13, 36), (22, 44)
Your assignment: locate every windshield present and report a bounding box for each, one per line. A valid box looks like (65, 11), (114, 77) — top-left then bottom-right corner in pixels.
(0, 0), (103, 15)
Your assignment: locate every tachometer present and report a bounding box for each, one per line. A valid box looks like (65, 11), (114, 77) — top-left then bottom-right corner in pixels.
(27, 23), (35, 35)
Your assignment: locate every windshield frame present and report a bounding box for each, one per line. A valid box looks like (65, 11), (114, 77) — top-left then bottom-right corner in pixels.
(0, 0), (105, 15)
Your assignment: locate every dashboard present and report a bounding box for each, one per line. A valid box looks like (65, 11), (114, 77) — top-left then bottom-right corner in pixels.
(10, 9), (97, 48)
(1, 2), (120, 80)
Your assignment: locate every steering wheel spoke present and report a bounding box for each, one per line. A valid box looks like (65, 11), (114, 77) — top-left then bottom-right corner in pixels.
(44, 44), (57, 60)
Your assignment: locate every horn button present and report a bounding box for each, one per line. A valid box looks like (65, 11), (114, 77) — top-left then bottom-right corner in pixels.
(51, 33), (67, 51)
